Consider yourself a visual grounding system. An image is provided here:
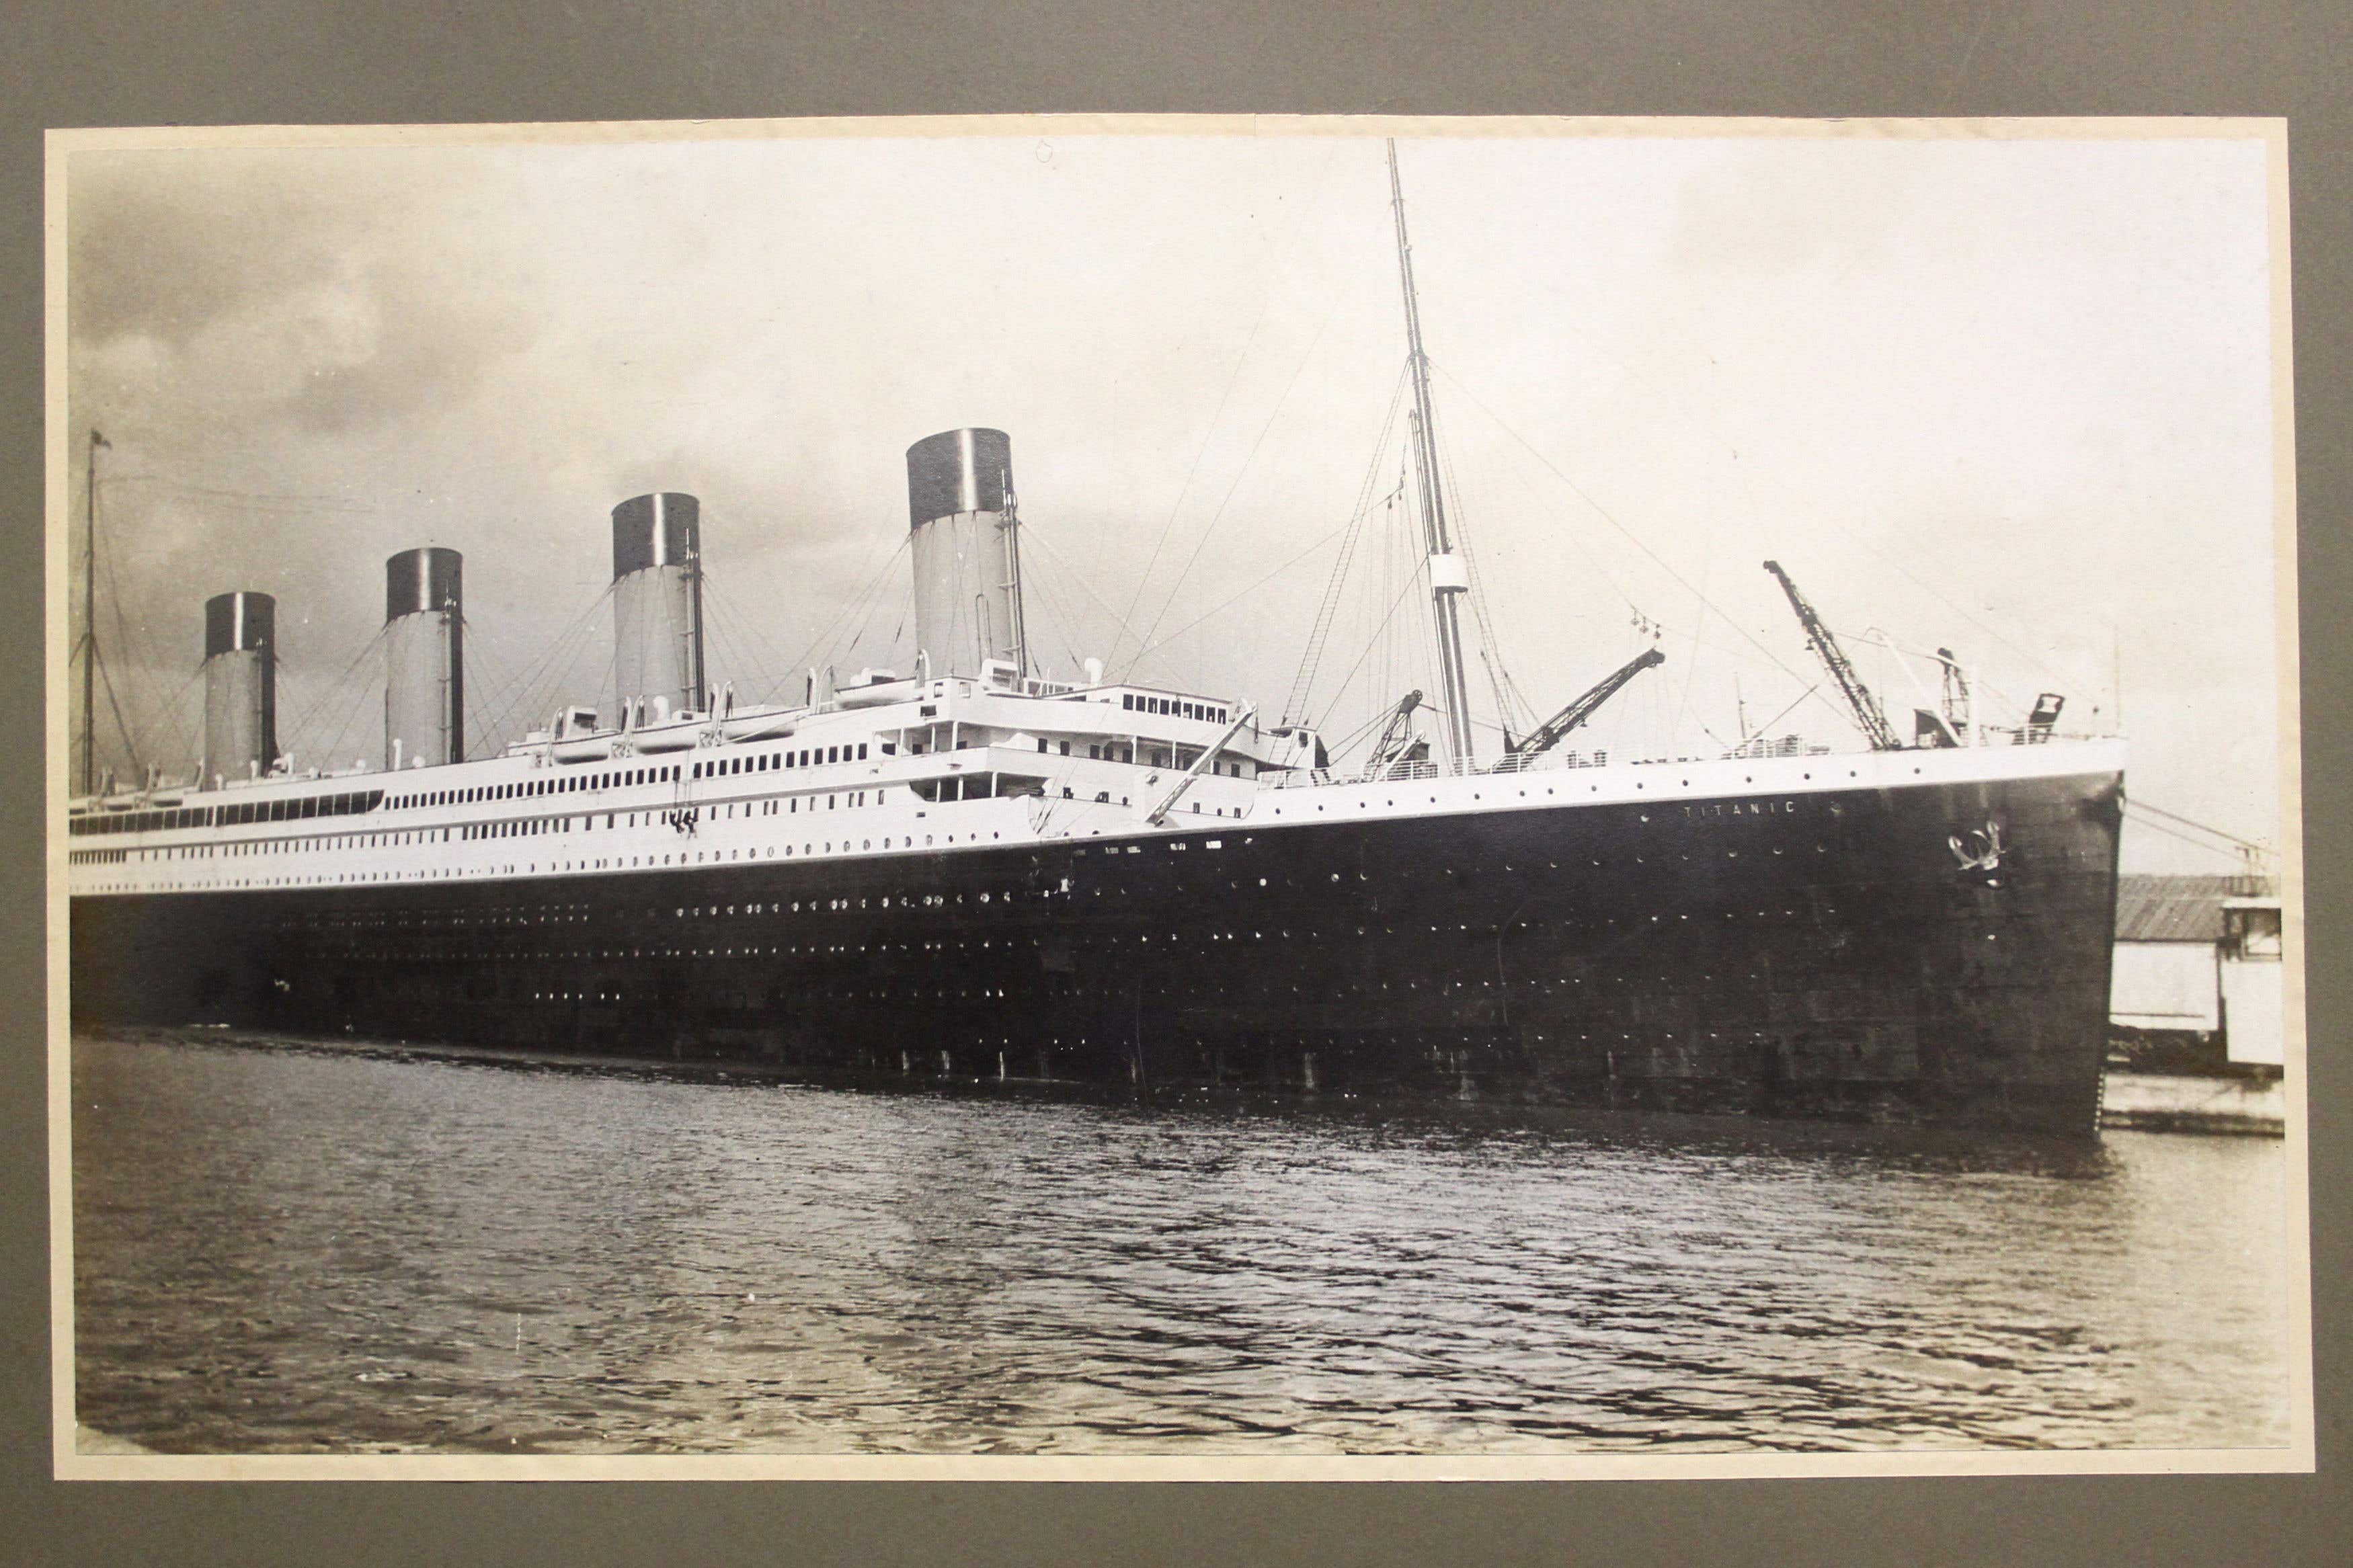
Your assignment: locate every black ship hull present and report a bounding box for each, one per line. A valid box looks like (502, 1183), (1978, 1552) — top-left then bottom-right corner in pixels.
(71, 761), (2124, 1136)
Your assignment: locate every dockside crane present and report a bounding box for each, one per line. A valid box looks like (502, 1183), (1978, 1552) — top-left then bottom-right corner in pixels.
(1505, 646), (1667, 759)
(1761, 561), (1904, 752)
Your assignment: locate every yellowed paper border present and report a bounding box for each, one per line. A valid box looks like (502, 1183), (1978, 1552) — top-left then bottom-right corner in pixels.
(45, 111), (2308, 1482)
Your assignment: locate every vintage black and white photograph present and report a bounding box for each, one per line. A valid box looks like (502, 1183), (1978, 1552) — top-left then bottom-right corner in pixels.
(50, 117), (2305, 1475)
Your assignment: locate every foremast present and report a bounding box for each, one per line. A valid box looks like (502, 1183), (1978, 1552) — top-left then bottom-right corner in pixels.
(1386, 140), (1478, 772)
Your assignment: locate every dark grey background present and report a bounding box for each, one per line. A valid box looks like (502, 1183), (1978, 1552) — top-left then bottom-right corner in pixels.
(4, 3), (2345, 1564)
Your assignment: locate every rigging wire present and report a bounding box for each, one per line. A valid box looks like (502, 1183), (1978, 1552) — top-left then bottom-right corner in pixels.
(312, 643), (397, 773)
(1734, 680), (1825, 748)
(779, 535), (912, 685)
(463, 585), (614, 754)
(1105, 144), (1343, 671)
(1013, 549), (1096, 678)
(96, 474), (375, 514)
(695, 542), (807, 701)
(1669, 536), (1718, 743)
(1123, 513), (1363, 675)
(145, 663), (205, 780)
(1317, 702), (1402, 764)
(2124, 799), (2274, 857)
(91, 503), (194, 773)
(1433, 362), (1836, 711)
(699, 594), (753, 701)
(1109, 317), (1285, 669)
(279, 623), (391, 763)
(1285, 364), (1412, 725)
(701, 576), (802, 702)
(1022, 525), (1144, 655)
(463, 586), (610, 746)
(1430, 386), (1523, 731)
(1463, 393), (1654, 632)
(1312, 569), (1436, 735)
(1456, 219), (2106, 699)
(93, 652), (140, 785)
(2123, 809), (2272, 866)
(1126, 309), (1336, 678)
(817, 546), (912, 677)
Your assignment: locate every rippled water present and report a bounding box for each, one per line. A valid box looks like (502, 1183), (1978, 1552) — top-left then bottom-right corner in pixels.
(70, 1032), (2293, 1454)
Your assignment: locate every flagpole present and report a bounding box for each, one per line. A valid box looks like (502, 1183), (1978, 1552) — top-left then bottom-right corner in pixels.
(81, 431), (99, 796)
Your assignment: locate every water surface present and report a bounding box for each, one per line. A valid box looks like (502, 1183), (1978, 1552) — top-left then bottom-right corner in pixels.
(70, 1033), (2293, 1454)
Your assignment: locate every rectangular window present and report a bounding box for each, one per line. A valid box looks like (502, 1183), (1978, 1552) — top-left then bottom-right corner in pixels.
(858, 743), (868, 759)
(1122, 694), (1134, 710)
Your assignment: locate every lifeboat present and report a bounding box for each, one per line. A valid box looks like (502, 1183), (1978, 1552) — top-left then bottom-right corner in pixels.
(721, 709), (797, 742)
(552, 731), (617, 763)
(631, 714), (703, 753)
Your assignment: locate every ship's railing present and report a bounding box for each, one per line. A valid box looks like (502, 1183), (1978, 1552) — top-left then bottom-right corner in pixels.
(1256, 725), (2111, 792)
(1259, 747), (1627, 790)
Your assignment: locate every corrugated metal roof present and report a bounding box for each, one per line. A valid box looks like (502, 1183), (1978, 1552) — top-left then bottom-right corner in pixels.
(2115, 874), (2269, 943)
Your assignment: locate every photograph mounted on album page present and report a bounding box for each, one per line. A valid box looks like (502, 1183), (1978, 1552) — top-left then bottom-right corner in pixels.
(44, 113), (2309, 1480)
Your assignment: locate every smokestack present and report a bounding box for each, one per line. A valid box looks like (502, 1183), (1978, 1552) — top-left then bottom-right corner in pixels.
(610, 492), (704, 719)
(202, 591), (276, 779)
(383, 547), (464, 768)
(907, 428), (1026, 680)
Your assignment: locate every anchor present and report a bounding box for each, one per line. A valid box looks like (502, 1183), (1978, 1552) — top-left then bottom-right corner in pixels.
(1949, 821), (2005, 882)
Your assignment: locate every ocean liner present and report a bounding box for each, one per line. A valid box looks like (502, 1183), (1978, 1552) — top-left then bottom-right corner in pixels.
(66, 145), (2125, 1135)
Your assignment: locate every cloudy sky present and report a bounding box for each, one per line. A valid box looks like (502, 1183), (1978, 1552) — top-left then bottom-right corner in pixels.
(63, 123), (2284, 872)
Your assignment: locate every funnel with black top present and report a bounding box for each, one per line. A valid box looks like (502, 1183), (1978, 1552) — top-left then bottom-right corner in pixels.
(202, 591), (276, 782)
(383, 547), (464, 769)
(907, 429), (1026, 680)
(611, 492), (705, 720)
